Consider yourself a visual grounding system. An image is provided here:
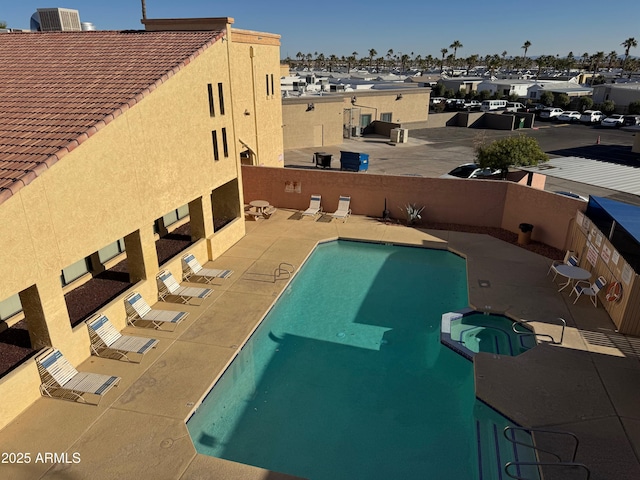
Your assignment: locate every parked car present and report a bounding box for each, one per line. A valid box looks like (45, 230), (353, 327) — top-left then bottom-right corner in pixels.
(557, 111), (582, 123)
(622, 115), (640, 126)
(555, 191), (588, 202)
(539, 108), (564, 120)
(600, 114), (625, 128)
(457, 99), (482, 111)
(440, 163), (502, 179)
(580, 110), (605, 124)
(430, 97), (446, 105)
(504, 102), (526, 112)
(445, 98), (464, 111)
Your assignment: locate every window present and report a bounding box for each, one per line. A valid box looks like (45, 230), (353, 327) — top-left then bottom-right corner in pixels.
(212, 130), (219, 161)
(97, 239), (126, 263)
(218, 83), (225, 115)
(266, 74), (270, 96)
(270, 74), (275, 95)
(221, 128), (229, 157)
(381, 112), (392, 122)
(207, 83), (215, 117)
(61, 257), (91, 286)
(0, 294), (22, 321)
(163, 205), (189, 227)
(360, 114), (372, 127)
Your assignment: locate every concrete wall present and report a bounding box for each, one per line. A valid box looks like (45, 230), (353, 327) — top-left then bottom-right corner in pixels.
(241, 166), (584, 250)
(282, 89), (431, 149)
(230, 29), (284, 167)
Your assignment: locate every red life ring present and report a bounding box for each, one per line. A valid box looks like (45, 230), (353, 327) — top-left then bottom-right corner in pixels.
(605, 282), (622, 302)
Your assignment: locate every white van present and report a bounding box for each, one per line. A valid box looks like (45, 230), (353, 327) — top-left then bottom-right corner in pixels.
(480, 100), (507, 112)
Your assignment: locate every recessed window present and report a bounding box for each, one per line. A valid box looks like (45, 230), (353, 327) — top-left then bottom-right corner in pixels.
(97, 239), (126, 263)
(222, 128), (229, 157)
(0, 293), (23, 321)
(266, 74), (270, 96)
(212, 130), (219, 161)
(381, 112), (392, 122)
(207, 83), (215, 117)
(218, 83), (225, 115)
(270, 74), (275, 95)
(61, 257), (91, 286)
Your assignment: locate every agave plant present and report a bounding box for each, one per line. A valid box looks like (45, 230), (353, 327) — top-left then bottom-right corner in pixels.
(401, 203), (425, 225)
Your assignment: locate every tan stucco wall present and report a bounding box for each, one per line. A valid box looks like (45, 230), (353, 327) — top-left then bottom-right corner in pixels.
(282, 90), (431, 149)
(229, 29), (284, 167)
(0, 39), (255, 429)
(241, 166), (585, 250)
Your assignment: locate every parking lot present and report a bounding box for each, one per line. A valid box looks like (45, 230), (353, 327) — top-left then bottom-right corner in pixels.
(284, 121), (640, 205)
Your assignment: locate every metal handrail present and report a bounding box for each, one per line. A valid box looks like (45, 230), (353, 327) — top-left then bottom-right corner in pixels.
(505, 462), (590, 480)
(504, 426), (580, 462)
(512, 317), (566, 345)
(273, 262), (295, 281)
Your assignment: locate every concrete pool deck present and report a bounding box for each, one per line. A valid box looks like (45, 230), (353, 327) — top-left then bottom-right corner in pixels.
(1, 211), (639, 479)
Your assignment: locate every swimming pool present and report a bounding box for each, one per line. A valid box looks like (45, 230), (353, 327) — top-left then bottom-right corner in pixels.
(187, 240), (537, 479)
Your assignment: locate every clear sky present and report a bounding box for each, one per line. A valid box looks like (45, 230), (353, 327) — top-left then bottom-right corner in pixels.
(2, 0), (639, 60)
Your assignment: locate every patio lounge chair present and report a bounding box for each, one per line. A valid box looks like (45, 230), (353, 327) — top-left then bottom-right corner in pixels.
(330, 195), (352, 222)
(124, 292), (188, 330)
(156, 269), (213, 304)
(570, 276), (607, 307)
(182, 253), (234, 284)
(548, 254), (579, 281)
(35, 348), (120, 405)
(302, 194), (322, 217)
(85, 313), (158, 362)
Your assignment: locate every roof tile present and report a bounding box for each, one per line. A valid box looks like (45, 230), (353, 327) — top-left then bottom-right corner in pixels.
(0, 29), (222, 202)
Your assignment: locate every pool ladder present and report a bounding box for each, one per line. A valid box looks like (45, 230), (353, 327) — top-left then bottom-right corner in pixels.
(273, 263), (295, 282)
(503, 426), (591, 479)
(512, 317), (566, 345)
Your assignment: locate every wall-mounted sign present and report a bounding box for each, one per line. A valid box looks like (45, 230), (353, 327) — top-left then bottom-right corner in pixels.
(601, 244), (611, 263)
(586, 243), (598, 267)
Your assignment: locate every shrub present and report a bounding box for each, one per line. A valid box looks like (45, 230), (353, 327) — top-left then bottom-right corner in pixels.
(601, 100), (616, 115)
(555, 93), (571, 109)
(540, 91), (555, 106)
(628, 100), (640, 115)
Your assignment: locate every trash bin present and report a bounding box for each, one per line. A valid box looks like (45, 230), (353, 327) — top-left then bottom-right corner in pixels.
(314, 152), (332, 168)
(339, 151), (369, 172)
(518, 223), (534, 245)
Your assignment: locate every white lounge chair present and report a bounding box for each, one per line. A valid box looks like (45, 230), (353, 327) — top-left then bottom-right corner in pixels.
(548, 253), (579, 281)
(330, 195), (352, 222)
(35, 348), (120, 405)
(124, 292), (188, 330)
(85, 314), (158, 363)
(570, 276), (607, 307)
(302, 194), (322, 217)
(156, 269), (213, 304)
(182, 253), (233, 284)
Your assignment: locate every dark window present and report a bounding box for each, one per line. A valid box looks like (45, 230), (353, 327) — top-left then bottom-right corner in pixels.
(266, 74), (270, 96)
(218, 83), (225, 115)
(270, 74), (275, 95)
(207, 83), (215, 116)
(222, 128), (229, 157)
(212, 131), (219, 161)
(381, 112), (392, 122)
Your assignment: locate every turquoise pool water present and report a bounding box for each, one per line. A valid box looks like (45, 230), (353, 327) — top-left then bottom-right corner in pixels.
(187, 240), (535, 479)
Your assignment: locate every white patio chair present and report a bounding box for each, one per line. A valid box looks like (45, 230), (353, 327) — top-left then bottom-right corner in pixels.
(330, 195), (352, 222)
(156, 269), (213, 304)
(570, 276), (607, 307)
(85, 313), (158, 362)
(124, 292), (188, 330)
(35, 348), (120, 405)
(302, 194), (322, 217)
(548, 254), (579, 281)
(181, 253), (234, 284)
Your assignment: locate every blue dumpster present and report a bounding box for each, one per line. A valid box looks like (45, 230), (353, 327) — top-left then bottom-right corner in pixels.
(339, 151), (369, 172)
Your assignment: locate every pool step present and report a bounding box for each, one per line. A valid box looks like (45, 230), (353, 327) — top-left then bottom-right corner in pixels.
(459, 326), (514, 356)
(475, 409), (540, 480)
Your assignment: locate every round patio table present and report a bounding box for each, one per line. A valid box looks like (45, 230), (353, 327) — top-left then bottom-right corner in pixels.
(249, 200), (270, 213)
(555, 264), (591, 292)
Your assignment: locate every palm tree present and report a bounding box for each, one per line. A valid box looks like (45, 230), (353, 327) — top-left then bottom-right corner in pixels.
(521, 40), (531, 59)
(400, 54), (410, 72)
(606, 51), (617, 70)
(590, 51), (605, 84)
(368, 49), (377, 71)
(621, 37), (638, 75)
(440, 48), (448, 73)
(449, 40), (463, 60)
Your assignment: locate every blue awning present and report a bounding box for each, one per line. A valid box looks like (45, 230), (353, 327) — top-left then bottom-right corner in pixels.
(588, 196), (640, 243)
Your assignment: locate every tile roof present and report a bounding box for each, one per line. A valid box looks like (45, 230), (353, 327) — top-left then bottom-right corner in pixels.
(0, 29), (224, 204)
